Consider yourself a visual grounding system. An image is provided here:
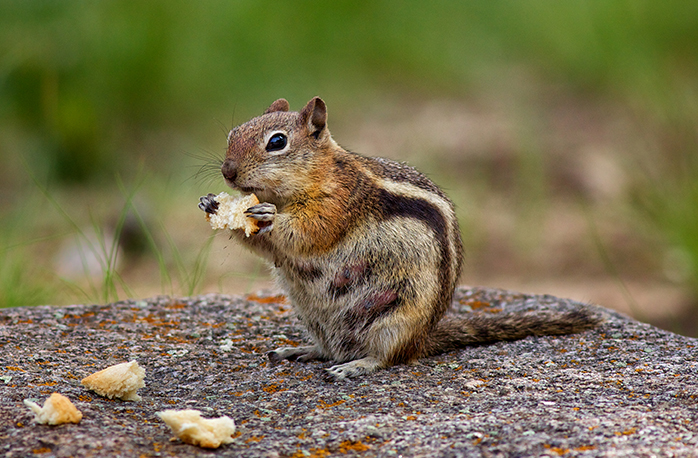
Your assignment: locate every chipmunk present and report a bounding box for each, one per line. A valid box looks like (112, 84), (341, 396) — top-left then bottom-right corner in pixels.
(198, 97), (600, 380)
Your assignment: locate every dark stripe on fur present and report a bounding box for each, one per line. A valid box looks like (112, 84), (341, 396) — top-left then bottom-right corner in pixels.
(374, 189), (452, 320)
(376, 189), (447, 236)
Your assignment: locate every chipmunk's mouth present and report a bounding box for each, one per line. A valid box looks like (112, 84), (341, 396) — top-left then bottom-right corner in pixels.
(237, 184), (272, 202)
(222, 177), (256, 194)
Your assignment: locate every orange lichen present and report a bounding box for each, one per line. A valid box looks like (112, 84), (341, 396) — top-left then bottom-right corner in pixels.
(615, 428), (637, 436)
(543, 445), (570, 456)
(165, 302), (188, 310)
(317, 399), (346, 409)
(277, 339), (300, 347)
(245, 435), (265, 443)
(460, 299), (490, 309)
(339, 440), (370, 453)
(246, 293), (289, 304)
(262, 383), (287, 394)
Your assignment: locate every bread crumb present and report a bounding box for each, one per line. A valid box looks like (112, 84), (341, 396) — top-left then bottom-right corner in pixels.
(157, 409), (236, 449)
(81, 360), (145, 401)
(24, 392), (82, 425)
(205, 192), (259, 237)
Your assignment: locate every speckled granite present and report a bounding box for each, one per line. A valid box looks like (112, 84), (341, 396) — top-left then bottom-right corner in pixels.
(1, 287), (697, 457)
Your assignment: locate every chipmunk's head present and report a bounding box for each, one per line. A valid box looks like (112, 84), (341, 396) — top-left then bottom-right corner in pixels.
(222, 96), (336, 204)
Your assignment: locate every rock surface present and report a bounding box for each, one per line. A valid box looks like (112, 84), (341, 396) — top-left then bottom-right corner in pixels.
(1, 287), (697, 457)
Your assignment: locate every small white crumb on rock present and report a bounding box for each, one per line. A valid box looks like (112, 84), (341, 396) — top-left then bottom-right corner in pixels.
(81, 360), (145, 401)
(205, 192), (259, 237)
(157, 409), (236, 449)
(464, 379), (486, 389)
(24, 392), (83, 425)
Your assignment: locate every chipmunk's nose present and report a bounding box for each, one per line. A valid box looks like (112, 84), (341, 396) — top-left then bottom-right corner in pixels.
(221, 160), (237, 184)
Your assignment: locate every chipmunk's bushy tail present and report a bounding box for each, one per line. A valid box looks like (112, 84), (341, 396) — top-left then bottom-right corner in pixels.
(422, 308), (602, 357)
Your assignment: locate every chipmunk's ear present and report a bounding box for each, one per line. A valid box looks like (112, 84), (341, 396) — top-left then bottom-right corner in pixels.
(299, 96), (327, 139)
(264, 99), (290, 114)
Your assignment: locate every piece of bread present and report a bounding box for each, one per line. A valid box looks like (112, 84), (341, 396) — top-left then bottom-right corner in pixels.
(157, 409), (236, 449)
(205, 192), (260, 237)
(81, 360), (145, 401)
(24, 392), (83, 425)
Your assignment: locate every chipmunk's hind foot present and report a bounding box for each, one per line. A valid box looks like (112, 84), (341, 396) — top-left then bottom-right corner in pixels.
(324, 357), (382, 381)
(268, 345), (326, 364)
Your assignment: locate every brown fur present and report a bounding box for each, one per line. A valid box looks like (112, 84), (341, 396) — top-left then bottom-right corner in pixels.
(206, 97), (600, 380)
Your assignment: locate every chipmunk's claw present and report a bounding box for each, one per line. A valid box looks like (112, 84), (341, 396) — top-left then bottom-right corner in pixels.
(245, 203), (276, 221)
(198, 194), (219, 214)
(246, 202), (276, 234)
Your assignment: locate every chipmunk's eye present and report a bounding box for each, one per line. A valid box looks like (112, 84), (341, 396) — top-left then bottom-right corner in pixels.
(266, 133), (288, 152)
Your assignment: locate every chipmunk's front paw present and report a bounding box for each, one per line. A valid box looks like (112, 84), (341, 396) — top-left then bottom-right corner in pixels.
(245, 203), (276, 234)
(245, 203), (276, 221)
(198, 194), (219, 214)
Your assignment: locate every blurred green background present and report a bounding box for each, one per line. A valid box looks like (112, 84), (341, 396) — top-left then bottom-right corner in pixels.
(1, 1), (697, 335)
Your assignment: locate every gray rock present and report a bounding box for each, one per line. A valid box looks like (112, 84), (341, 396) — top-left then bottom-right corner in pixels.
(1, 287), (697, 457)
